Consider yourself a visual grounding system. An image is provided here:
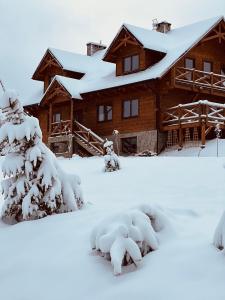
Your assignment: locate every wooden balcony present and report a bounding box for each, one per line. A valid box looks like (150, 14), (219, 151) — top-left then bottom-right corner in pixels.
(174, 67), (225, 96)
(161, 100), (225, 147)
(49, 119), (104, 156)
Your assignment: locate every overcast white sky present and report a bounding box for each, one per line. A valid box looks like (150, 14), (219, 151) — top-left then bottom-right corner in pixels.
(0, 0), (225, 101)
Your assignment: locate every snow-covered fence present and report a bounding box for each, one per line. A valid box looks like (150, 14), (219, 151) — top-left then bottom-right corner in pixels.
(90, 204), (172, 275)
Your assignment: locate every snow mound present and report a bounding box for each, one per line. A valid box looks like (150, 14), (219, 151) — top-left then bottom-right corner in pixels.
(90, 204), (172, 275)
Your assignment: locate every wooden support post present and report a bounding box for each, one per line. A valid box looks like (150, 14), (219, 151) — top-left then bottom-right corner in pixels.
(201, 102), (206, 148)
(178, 105), (183, 150)
(201, 119), (206, 148)
(49, 103), (52, 135)
(70, 99), (74, 133)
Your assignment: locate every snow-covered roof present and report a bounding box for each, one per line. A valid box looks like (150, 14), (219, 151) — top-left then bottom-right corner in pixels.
(48, 48), (113, 75)
(29, 15), (224, 105)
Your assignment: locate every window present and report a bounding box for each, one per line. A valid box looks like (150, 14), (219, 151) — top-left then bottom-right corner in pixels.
(185, 58), (195, 69)
(123, 99), (139, 118)
(185, 58), (195, 80)
(123, 55), (140, 73)
(203, 61), (212, 73)
(121, 137), (137, 154)
(97, 105), (112, 122)
(53, 112), (61, 123)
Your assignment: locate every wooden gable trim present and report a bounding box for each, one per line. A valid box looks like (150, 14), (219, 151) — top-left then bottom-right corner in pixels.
(159, 17), (225, 80)
(40, 80), (71, 106)
(202, 21), (225, 44)
(32, 49), (63, 81)
(103, 25), (143, 62)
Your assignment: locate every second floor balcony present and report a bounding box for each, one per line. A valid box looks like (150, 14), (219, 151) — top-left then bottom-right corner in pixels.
(174, 67), (225, 97)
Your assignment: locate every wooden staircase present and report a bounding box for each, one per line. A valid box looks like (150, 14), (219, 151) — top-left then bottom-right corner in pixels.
(74, 121), (104, 156)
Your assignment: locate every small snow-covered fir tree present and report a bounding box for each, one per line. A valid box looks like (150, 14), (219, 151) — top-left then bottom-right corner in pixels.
(90, 204), (172, 275)
(103, 140), (120, 172)
(0, 90), (83, 224)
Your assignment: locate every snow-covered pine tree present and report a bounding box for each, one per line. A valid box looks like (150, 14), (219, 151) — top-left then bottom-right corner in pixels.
(0, 90), (83, 224)
(103, 140), (120, 172)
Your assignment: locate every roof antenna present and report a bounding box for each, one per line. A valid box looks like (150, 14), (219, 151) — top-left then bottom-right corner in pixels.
(152, 18), (158, 30)
(0, 79), (5, 92)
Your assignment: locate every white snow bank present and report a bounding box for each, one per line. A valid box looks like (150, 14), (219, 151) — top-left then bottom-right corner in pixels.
(161, 138), (225, 157)
(0, 156), (225, 299)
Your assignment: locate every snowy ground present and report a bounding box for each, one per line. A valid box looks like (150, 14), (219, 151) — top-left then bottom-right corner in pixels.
(1, 143), (225, 300)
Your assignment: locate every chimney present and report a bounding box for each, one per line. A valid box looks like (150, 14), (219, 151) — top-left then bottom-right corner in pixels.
(86, 41), (107, 56)
(153, 20), (171, 33)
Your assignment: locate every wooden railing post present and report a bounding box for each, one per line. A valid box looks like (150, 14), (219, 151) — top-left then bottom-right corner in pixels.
(178, 105), (183, 149)
(70, 99), (74, 133)
(201, 102), (206, 148)
(49, 103), (52, 135)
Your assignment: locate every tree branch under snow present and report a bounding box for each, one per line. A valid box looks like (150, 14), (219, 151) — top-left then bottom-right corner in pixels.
(90, 204), (172, 275)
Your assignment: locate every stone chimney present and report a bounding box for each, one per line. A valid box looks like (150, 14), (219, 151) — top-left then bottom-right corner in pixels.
(86, 41), (107, 56)
(153, 20), (171, 33)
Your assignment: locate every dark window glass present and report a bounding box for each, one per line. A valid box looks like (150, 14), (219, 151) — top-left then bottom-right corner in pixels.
(123, 99), (139, 118)
(98, 105), (112, 122)
(121, 137), (137, 154)
(185, 58), (195, 69)
(98, 105), (105, 122)
(123, 100), (131, 118)
(124, 57), (131, 73)
(132, 99), (139, 116)
(53, 113), (61, 123)
(203, 61), (212, 73)
(106, 106), (112, 120)
(123, 55), (140, 73)
(132, 55), (139, 71)
(185, 58), (195, 80)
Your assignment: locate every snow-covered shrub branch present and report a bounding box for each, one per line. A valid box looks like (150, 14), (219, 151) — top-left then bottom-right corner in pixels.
(90, 204), (172, 275)
(0, 90), (83, 223)
(103, 140), (120, 172)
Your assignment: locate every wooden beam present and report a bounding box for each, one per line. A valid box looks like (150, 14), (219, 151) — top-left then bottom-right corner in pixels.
(201, 119), (206, 148)
(49, 103), (53, 135)
(70, 99), (74, 133)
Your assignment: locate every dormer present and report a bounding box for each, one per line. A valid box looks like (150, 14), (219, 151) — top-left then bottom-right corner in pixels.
(32, 48), (85, 92)
(103, 24), (166, 76)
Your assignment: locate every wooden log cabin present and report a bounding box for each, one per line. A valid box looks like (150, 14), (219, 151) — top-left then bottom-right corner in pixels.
(25, 15), (225, 157)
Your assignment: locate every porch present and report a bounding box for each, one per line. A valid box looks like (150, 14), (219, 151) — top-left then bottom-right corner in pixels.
(160, 100), (225, 149)
(48, 119), (104, 157)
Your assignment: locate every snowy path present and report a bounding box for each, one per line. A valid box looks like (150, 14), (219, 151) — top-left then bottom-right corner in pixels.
(0, 156), (225, 300)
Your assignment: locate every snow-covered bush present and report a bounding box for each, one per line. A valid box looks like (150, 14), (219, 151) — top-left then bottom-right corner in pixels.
(0, 90), (83, 224)
(213, 210), (225, 250)
(90, 204), (171, 275)
(103, 140), (120, 172)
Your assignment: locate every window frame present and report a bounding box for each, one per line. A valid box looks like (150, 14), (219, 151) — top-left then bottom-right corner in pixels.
(122, 99), (139, 119)
(203, 60), (213, 73)
(97, 104), (113, 123)
(185, 57), (195, 69)
(123, 54), (140, 74)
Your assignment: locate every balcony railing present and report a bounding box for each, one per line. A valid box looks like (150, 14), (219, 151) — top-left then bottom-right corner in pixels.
(175, 67), (225, 95)
(161, 100), (225, 131)
(51, 120), (72, 136)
